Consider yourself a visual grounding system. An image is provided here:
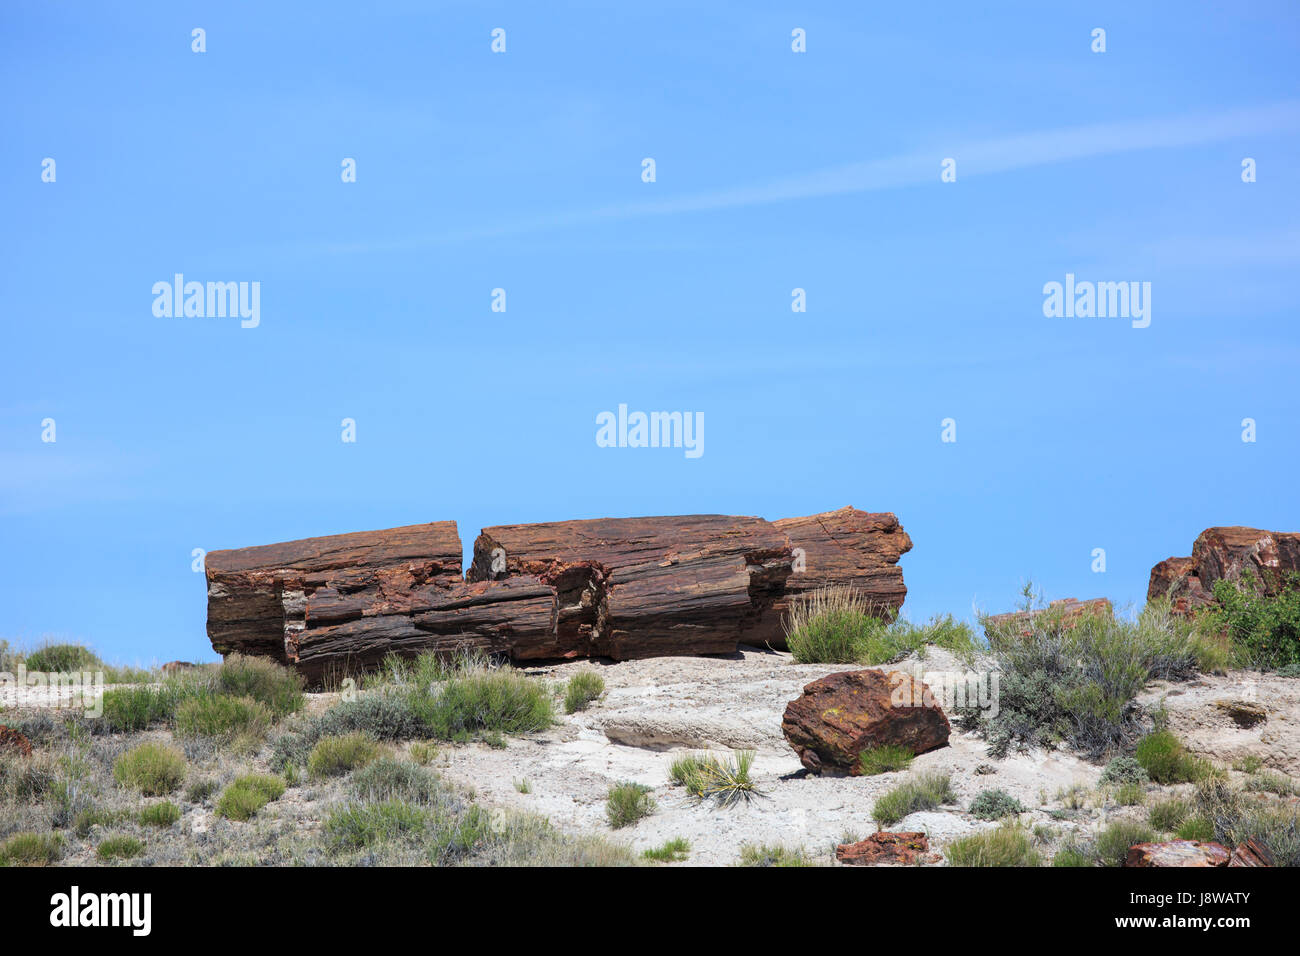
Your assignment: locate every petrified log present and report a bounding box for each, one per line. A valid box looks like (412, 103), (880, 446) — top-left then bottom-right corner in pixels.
(1148, 527), (1300, 615)
(836, 832), (935, 866)
(1124, 840), (1231, 868)
(774, 507), (912, 612)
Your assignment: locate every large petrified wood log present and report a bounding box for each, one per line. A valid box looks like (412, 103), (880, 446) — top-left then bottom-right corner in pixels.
(1147, 527), (1300, 615)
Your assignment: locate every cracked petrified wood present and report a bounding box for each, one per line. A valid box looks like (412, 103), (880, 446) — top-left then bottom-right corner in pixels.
(205, 507), (912, 678)
(1148, 527), (1300, 614)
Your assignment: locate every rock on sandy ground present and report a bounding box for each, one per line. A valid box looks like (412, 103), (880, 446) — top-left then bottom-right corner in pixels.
(435, 646), (1105, 866)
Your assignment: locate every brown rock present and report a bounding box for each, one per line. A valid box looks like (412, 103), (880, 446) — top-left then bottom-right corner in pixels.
(161, 661), (196, 675)
(781, 669), (950, 775)
(1228, 838), (1274, 867)
(984, 597), (1113, 638)
(837, 831), (934, 866)
(1124, 840), (1231, 867)
(1214, 700), (1267, 727)
(0, 726), (33, 758)
(1148, 527), (1300, 614)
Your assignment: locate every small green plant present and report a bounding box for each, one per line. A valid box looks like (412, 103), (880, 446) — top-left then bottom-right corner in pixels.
(858, 744), (915, 776)
(969, 788), (1027, 820)
(737, 843), (814, 867)
(1176, 816), (1215, 841)
(1245, 772), (1298, 797)
(409, 741), (437, 765)
(307, 732), (382, 780)
(1115, 782), (1145, 806)
(514, 778), (531, 794)
(667, 750), (759, 806)
(1232, 754), (1265, 774)
(1206, 572), (1300, 669)
(784, 587), (979, 665)
(72, 807), (129, 838)
(25, 642), (101, 673)
(642, 837), (690, 862)
(605, 782), (656, 828)
(1135, 730), (1212, 785)
(0, 831), (63, 866)
(174, 694), (271, 741)
(1051, 839), (1095, 867)
(138, 801), (182, 827)
(214, 654), (305, 717)
(1148, 797), (1190, 832)
(872, 771), (955, 827)
(349, 758), (442, 804)
(185, 778), (218, 803)
(113, 742), (186, 796)
(215, 773), (286, 821)
(96, 835), (145, 861)
(564, 671), (605, 714)
(1095, 820), (1156, 867)
(1100, 756), (1148, 787)
(100, 686), (176, 733)
(946, 822), (1041, 866)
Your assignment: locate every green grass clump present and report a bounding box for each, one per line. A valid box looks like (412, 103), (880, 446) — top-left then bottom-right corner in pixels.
(872, 771), (955, 827)
(969, 788), (1027, 820)
(411, 662), (554, 740)
(737, 844), (815, 867)
(25, 642), (101, 673)
(1193, 778), (1300, 865)
(349, 758), (442, 804)
(325, 799), (431, 850)
(564, 671), (606, 714)
(215, 773), (286, 821)
(642, 837), (690, 862)
(96, 835), (145, 861)
(101, 685), (177, 733)
(946, 823), (1041, 866)
(1095, 820), (1156, 867)
(1135, 730), (1212, 784)
(1176, 816), (1216, 842)
(174, 694), (271, 742)
(1245, 772), (1298, 797)
(667, 750), (759, 806)
(138, 801), (182, 827)
(113, 742), (186, 796)
(1115, 782), (1146, 806)
(307, 732), (382, 780)
(605, 782), (656, 828)
(858, 744), (915, 776)
(185, 778), (218, 803)
(1051, 839), (1095, 867)
(1148, 797), (1190, 832)
(72, 807), (129, 838)
(0, 831), (63, 866)
(214, 654), (305, 717)
(1100, 756), (1148, 787)
(1206, 572), (1300, 670)
(785, 587), (978, 665)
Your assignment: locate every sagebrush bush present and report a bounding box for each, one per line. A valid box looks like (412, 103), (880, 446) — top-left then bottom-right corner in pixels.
(307, 732), (382, 779)
(564, 671), (605, 714)
(215, 774), (286, 822)
(113, 742), (186, 796)
(858, 744), (914, 776)
(946, 822), (1041, 866)
(1206, 572), (1300, 670)
(872, 771), (954, 827)
(173, 694), (271, 741)
(1100, 755), (1148, 787)
(1135, 731), (1212, 784)
(0, 831), (63, 866)
(25, 642), (101, 673)
(605, 782), (656, 828)
(969, 788), (1027, 820)
(96, 835), (145, 860)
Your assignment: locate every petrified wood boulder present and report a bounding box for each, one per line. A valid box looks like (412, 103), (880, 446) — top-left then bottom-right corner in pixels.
(205, 507), (912, 678)
(836, 832), (936, 866)
(1124, 840), (1231, 868)
(1148, 527), (1300, 614)
(781, 669), (950, 775)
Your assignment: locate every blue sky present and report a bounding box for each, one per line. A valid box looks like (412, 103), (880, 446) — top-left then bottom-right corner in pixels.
(2, 2), (1298, 665)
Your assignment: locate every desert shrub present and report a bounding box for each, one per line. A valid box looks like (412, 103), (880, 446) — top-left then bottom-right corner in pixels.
(1194, 778), (1300, 866)
(215, 774), (286, 822)
(969, 788), (1027, 820)
(0, 831), (63, 866)
(0, 753), (56, 800)
(1116, 782), (1146, 806)
(1245, 772), (1298, 797)
(859, 744), (914, 776)
(71, 807), (128, 838)
(1100, 755), (1148, 787)
(25, 642), (101, 673)
(946, 823), (1041, 866)
(1206, 572), (1300, 670)
(1148, 797), (1190, 832)
(409, 741), (437, 765)
(113, 743), (186, 796)
(737, 844), (814, 867)
(173, 694), (270, 741)
(185, 778), (218, 803)
(138, 801), (182, 827)
(326, 799), (430, 850)
(349, 758), (442, 804)
(606, 782), (656, 828)
(642, 837), (690, 862)
(100, 686), (176, 733)
(965, 595), (1210, 759)
(785, 587), (978, 665)
(1095, 820), (1155, 867)
(667, 750), (759, 805)
(410, 664), (553, 740)
(213, 654), (305, 717)
(307, 732), (382, 780)
(1135, 731), (1212, 784)
(1233, 754), (1265, 773)
(1176, 816), (1215, 841)
(872, 771), (955, 827)
(1051, 838), (1095, 867)
(96, 835), (145, 860)
(1278, 662), (1300, 678)
(564, 671), (605, 714)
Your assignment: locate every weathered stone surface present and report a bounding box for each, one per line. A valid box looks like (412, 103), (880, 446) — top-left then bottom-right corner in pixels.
(1148, 527), (1300, 614)
(0, 726), (33, 758)
(204, 507), (911, 678)
(1124, 840), (1231, 867)
(836, 831), (936, 866)
(983, 597), (1113, 638)
(1227, 838), (1274, 867)
(1214, 700), (1267, 727)
(781, 669), (950, 775)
